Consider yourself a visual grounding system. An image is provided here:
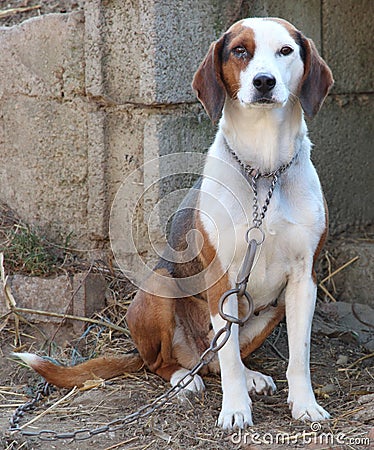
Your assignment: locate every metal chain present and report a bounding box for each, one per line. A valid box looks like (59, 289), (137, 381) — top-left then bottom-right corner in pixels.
(225, 137), (298, 231)
(226, 139), (297, 179)
(9, 382), (53, 430)
(251, 172), (279, 230)
(9, 278), (255, 442)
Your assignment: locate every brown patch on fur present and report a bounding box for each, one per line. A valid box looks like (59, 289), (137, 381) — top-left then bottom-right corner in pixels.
(23, 354), (144, 389)
(126, 269), (180, 381)
(173, 296), (212, 375)
(298, 37), (334, 117)
(191, 38), (226, 124)
(194, 212), (230, 318)
(192, 21), (256, 122)
(126, 194), (228, 381)
(221, 24), (256, 99)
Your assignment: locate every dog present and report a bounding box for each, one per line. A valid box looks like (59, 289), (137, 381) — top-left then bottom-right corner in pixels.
(15, 17), (333, 430)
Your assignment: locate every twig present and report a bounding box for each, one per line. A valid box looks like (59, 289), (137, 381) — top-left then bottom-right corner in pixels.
(336, 405), (366, 419)
(0, 404), (25, 408)
(338, 352), (374, 370)
(104, 437), (138, 450)
(319, 256), (359, 285)
(325, 250), (336, 293)
(11, 306), (130, 336)
(318, 282), (338, 302)
(1, 252), (129, 335)
(318, 255), (359, 303)
(1, 252), (21, 345)
(0, 5), (41, 19)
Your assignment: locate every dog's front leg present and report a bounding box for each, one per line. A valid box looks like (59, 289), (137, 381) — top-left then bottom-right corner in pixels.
(211, 293), (253, 430)
(285, 273), (330, 421)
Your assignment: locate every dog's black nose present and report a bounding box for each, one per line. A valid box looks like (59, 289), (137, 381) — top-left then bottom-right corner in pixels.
(253, 73), (276, 94)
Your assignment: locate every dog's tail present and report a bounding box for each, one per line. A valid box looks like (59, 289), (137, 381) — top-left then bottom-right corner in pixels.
(13, 352), (144, 388)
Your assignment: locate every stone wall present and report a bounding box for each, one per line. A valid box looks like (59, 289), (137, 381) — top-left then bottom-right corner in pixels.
(0, 0), (372, 259)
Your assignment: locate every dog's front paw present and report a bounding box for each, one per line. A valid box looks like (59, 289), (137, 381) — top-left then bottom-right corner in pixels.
(218, 404), (253, 430)
(245, 368), (276, 395)
(289, 399), (330, 422)
(170, 368), (205, 397)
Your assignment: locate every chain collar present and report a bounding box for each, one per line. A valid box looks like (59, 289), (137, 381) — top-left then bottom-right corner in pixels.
(224, 137), (298, 230)
(224, 137), (298, 179)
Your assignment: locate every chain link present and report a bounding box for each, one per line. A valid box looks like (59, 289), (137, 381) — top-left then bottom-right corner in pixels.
(9, 382), (53, 430)
(251, 172), (279, 230)
(226, 138), (297, 179)
(225, 137), (298, 231)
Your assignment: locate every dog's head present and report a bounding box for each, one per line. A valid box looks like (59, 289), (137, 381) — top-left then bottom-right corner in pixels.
(192, 18), (334, 123)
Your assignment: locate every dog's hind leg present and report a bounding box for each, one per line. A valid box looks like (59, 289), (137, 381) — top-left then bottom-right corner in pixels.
(126, 288), (178, 378)
(126, 273), (207, 396)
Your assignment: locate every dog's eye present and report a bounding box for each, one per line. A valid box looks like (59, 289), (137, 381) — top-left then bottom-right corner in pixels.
(232, 46), (248, 58)
(280, 46), (294, 56)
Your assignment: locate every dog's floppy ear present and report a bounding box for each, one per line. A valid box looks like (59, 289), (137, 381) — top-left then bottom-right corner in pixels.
(192, 36), (226, 124)
(299, 36), (334, 118)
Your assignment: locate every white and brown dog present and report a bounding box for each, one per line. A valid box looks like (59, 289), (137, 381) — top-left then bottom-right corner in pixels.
(16, 17), (333, 429)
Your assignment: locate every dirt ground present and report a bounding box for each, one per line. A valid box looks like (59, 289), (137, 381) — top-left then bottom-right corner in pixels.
(0, 294), (373, 450)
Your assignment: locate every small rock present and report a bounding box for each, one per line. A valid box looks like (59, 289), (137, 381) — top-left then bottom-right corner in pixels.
(353, 394), (374, 423)
(357, 393), (374, 405)
(336, 354), (348, 365)
(321, 384), (337, 394)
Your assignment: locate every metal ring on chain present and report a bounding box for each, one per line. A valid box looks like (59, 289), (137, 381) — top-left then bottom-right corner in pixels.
(246, 226), (265, 245)
(209, 325), (232, 352)
(218, 288), (254, 326)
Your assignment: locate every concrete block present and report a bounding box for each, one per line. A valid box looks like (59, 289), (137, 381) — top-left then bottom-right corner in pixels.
(105, 108), (146, 204)
(143, 108), (214, 250)
(0, 95), (90, 245)
(0, 12), (85, 100)
(243, 0), (321, 49)
(87, 109), (109, 243)
(323, 0), (373, 94)
(106, 105), (213, 205)
(92, 0), (242, 105)
(84, 0), (106, 99)
(0, 11), (101, 250)
(5, 274), (73, 324)
(149, 0), (243, 104)
(308, 94), (373, 233)
(71, 273), (107, 332)
(109, 106), (214, 275)
(0, 273), (107, 331)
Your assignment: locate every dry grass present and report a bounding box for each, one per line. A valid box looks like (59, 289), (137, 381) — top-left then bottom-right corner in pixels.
(1, 316), (373, 449)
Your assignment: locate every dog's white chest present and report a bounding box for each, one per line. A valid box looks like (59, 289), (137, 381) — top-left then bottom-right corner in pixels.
(199, 145), (324, 308)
